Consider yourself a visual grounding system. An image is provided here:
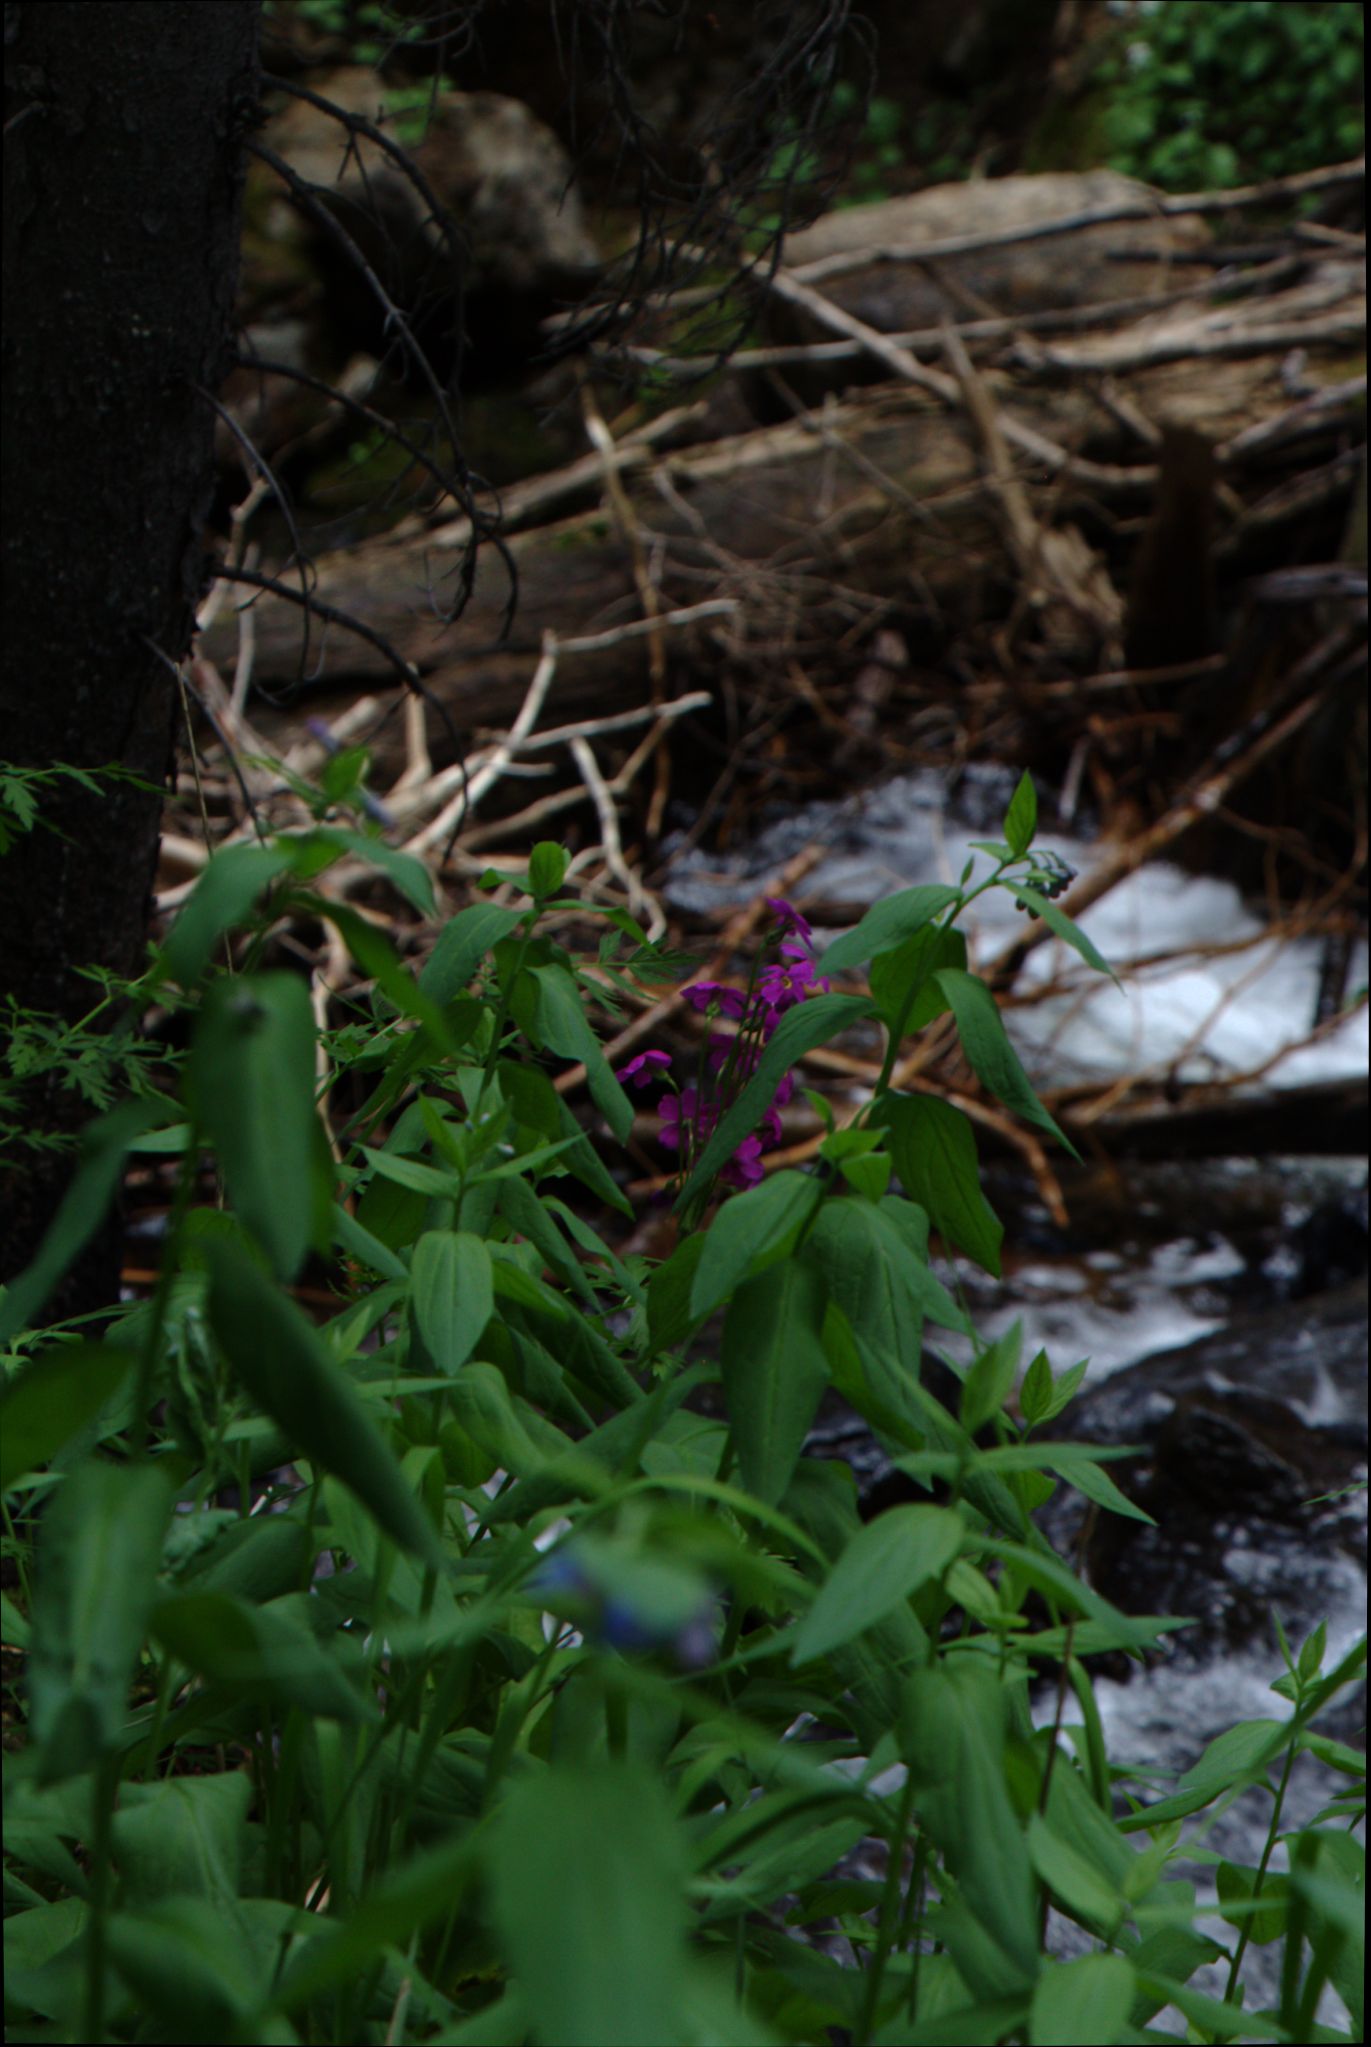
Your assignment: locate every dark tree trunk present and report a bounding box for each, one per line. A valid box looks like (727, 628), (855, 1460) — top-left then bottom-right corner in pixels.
(1, 1), (260, 1308)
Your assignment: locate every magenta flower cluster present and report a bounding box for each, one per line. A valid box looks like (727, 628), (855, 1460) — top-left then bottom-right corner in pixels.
(618, 899), (828, 1192)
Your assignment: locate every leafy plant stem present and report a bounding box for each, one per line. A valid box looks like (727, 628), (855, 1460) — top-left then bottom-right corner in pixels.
(901, 1826), (929, 2020)
(857, 1765), (917, 2044)
(80, 1748), (121, 2046)
(129, 1127), (201, 1462)
(1223, 1733), (1299, 2005)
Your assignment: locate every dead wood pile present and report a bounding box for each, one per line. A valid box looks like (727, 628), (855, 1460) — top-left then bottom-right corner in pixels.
(199, 162), (1364, 816)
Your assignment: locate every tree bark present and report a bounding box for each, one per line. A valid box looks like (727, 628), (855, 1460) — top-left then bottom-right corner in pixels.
(1, 1), (260, 1304)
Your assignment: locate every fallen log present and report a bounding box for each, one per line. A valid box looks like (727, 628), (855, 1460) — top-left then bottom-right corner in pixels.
(205, 249), (1363, 778)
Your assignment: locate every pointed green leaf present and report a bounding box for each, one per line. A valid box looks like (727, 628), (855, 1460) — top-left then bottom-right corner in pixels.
(1216, 1862), (1291, 1945)
(329, 827), (434, 915)
(792, 1504), (964, 1663)
(817, 885), (960, 975)
(111, 1774), (252, 1907)
(1029, 1953), (1134, 2046)
(877, 1092), (1002, 1276)
(203, 1236), (445, 1570)
(962, 1321), (1022, 1435)
(902, 1662), (1040, 1987)
(106, 1896), (263, 2041)
(0, 1343), (136, 1492)
(0, 1098), (175, 1344)
(29, 1459), (173, 1782)
(159, 842), (298, 986)
(489, 1762), (690, 2047)
(1019, 1349), (1053, 1427)
(187, 972), (329, 1280)
(721, 1260), (829, 1505)
(419, 902), (525, 1004)
(409, 1230), (494, 1375)
(935, 968), (1079, 1157)
(1003, 771), (1038, 858)
(528, 841), (570, 897)
(535, 963), (635, 1143)
(151, 1590), (375, 1721)
(1009, 887), (1120, 986)
(690, 1169), (822, 1316)
(868, 924), (967, 1036)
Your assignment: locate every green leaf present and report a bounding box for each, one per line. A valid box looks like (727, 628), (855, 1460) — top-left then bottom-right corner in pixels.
(1133, 1969), (1286, 2040)
(327, 827), (434, 915)
(902, 1662), (1040, 1988)
(935, 968), (1079, 1158)
(646, 1233), (709, 1352)
(151, 1590), (375, 1721)
(0, 1097), (175, 1343)
(791, 1504), (963, 1663)
(358, 1145), (461, 1197)
(817, 885), (960, 975)
(111, 1773), (251, 1907)
(1216, 1861), (1290, 1945)
(325, 900), (471, 1061)
(1027, 1812), (1126, 1935)
(810, 1197), (970, 1343)
(877, 1092), (1003, 1276)
(446, 1361), (564, 1480)
(159, 842), (298, 986)
(721, 1260), (830, 1505)
(839, 1150), (891, 1200)
(1008, 887), (1120, 986)
(106, 1896), (267, 2042)
(488, 1761), (690, 2047)
(419, 901), (525, 1005)
(29, 1459), (173, 1782)
(187, 972), (329, 1280)
(984, 1540), (1171, 1655)
(0, 1343), (136, 1492)
(1297, 1619), (1328, 1682)
(331, 1200), (409, 1281)
(690, 1169), (822, 1316)
(676, 994), (875, 1211)
(868, 924), (968, 1036)
(522, 962), (634, 1144)
(1029, 1953), (1134, 2046)
(1019, 1349), (1052, 1427)
(267, 1834), (480, 2016)
(528, 841), (570, 897)
(409, 1230), (494, 1375)
(203, 1235), (445, 1570)
(961, 1321), (1021, 1434)
(1047, 1447), (1153, 1524)
(1003, 771), (1038, 859)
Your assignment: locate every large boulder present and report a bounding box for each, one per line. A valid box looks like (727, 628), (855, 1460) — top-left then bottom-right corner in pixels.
(246, 70), (602, 385)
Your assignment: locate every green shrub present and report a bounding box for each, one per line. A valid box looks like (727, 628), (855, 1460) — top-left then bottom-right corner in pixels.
(2, 773), (1364, 2044)
(1096, 0), (1364, 191)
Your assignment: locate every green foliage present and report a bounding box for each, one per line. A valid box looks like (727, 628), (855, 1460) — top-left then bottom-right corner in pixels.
(1095, 1), (1364, 192)
(1, 777), (1364, 2044)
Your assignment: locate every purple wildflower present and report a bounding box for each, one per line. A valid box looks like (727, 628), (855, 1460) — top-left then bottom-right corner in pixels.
(617, 1048), (673, 1090)
(765, 897), (814, 948)
(682, 980), (747, 1019)
(757, 943), (830, 1027)
(719, 1134), (766, 1189)
(658, 1085), (715, 1154)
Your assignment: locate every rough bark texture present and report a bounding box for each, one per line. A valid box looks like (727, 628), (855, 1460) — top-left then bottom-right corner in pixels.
(1, 1), (260, 1301)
